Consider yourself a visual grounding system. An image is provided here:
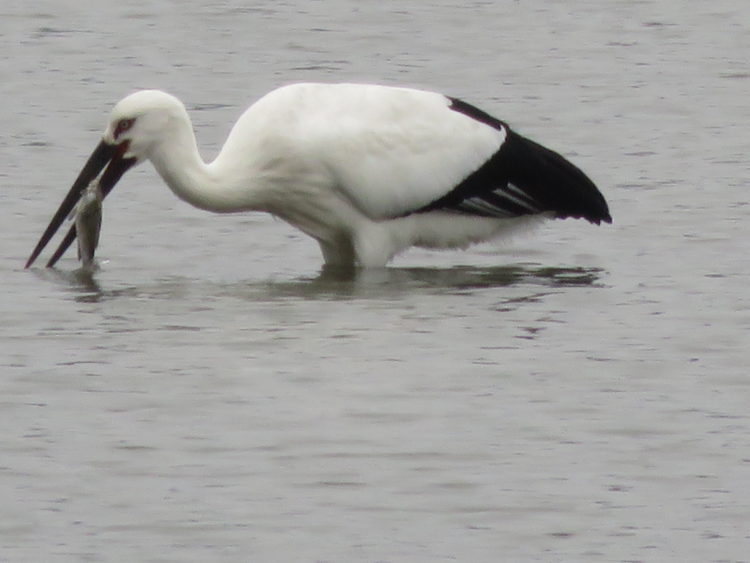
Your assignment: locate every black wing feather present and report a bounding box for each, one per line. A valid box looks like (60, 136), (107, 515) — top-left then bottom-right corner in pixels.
(414, 98), (612, 225)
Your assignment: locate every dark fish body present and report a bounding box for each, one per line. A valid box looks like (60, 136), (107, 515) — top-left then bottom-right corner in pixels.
(72, 181), (103, 267)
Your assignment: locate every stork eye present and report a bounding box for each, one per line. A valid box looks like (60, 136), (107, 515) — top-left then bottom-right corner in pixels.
(114, 118), (135, 139)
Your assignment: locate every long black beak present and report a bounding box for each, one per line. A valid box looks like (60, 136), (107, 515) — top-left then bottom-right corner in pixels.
(25, 140), (136, 268)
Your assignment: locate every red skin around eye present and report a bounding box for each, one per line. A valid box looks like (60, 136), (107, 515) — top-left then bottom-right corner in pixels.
(114, 119), (134, 140)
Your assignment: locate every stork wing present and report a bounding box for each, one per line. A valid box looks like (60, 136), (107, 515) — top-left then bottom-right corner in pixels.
(302, 86), (609, 224)
(414, 100), (611, 224)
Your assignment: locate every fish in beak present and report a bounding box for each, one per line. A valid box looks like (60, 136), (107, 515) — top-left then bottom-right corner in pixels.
(25, 139), (137, 268)
(69, 178), (103, 268)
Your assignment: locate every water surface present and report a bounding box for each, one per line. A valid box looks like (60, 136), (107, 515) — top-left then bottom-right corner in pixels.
(2, 1), (749, 561)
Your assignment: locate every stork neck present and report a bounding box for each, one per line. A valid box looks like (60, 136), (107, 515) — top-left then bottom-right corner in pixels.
(148, 122), (249, 213)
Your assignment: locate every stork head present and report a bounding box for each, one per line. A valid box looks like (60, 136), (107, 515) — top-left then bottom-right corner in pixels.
(25, 90), (186, 268)
(103, 90), (188, 163)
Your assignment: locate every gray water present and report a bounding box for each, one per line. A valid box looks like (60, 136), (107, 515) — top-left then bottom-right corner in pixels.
(2, 1), (749, 561)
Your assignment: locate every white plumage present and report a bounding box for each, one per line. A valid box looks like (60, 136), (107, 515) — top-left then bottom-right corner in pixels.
(26, 82), (611, 270)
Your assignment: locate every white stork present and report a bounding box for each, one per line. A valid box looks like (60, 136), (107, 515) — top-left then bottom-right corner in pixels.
(26, 82), (611, 270)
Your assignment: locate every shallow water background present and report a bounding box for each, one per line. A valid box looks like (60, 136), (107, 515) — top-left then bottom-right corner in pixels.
(2, 1), (749, 561)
